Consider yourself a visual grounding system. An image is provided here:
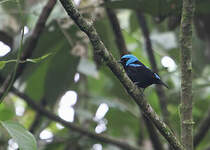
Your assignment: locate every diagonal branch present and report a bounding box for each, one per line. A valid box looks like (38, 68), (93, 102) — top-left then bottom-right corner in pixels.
(29, 98), (47, 134)
(136, 12), (169, 124)
(10, 87), (140, 150)
(58, 0), (184, 149)
(104, 5), (163, 149)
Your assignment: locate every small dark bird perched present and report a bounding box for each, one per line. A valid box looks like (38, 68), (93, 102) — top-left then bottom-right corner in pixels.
(119, 54), (168, 89)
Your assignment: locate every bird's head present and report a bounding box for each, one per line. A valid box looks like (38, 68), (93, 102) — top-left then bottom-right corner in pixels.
(118, 54), (140, 67)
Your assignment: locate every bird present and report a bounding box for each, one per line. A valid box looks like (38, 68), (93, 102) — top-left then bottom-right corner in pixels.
(118, 54), (168, 89)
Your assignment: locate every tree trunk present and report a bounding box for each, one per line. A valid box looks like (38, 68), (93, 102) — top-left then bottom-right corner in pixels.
(180, 0), (194, 149)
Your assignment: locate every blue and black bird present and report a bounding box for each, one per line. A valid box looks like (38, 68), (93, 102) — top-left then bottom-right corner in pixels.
(119, 54), (168, 89)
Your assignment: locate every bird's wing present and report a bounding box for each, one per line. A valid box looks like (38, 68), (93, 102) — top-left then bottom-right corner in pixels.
(134, 61), (145, 67)
(126, 66), (154, 81)
(152, 72), (161, 80)
(126, 65), (169, 88)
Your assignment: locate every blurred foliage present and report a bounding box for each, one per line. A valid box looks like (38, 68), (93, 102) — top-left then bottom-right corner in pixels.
(0, 0), (210, 150)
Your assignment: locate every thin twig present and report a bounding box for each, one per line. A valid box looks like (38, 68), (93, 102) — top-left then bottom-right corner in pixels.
(104, 0), (127, 56)
(0, 0), (24, 103)
(136, 12), (169, 124)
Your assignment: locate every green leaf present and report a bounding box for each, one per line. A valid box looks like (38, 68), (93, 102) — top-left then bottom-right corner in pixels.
(1, 120), (37, 150)
(0, 61), (6, 69)
(24, 60), (50, 101)
(0, 104), (15, 121)
(44, 46), (79, 105)
(26, 52), (53, 63)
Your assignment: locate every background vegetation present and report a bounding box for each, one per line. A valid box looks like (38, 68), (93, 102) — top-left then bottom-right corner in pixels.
(0, 0), (209, 150)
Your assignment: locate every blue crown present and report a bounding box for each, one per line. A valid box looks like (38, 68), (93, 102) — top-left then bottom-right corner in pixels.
(121, 54), (139, 66)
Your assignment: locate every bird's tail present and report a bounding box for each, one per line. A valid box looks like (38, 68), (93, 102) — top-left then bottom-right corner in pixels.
(159, 80), (169, 89)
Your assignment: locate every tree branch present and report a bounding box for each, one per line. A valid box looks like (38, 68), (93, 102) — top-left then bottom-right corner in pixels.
(142, 115), (164, 150)
(104, 0), (127, 56)
(194, 108), (210, 147)
(58, 0), (184, 149)
(180, 0), (194, 149)
(10, 87), (140, 150)
(29, 98), (47, 134)
(136, 12), (169, 124)
(104, 6), (164, 149)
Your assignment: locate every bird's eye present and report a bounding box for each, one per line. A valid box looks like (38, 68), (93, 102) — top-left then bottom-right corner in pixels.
(121, 58), (128, 62)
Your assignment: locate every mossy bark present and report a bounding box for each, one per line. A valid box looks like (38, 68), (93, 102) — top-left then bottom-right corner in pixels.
(180, 0), (194, 150)
(59, 0), (184, 149)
